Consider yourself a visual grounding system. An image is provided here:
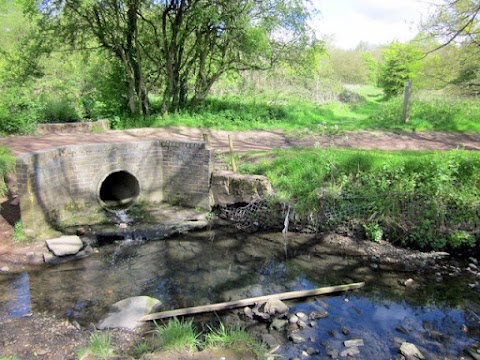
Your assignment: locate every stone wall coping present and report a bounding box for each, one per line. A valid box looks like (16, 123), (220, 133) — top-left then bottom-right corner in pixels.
(16, 139), (208, 160)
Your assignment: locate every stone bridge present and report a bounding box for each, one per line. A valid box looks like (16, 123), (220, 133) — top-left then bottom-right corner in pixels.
(16, 140), (212, 238)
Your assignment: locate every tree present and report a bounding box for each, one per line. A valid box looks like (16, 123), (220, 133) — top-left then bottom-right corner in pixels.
(22, 0), (313, 114)
(422, 0), (480, 95)
(378, 42), (422, 98)
(423, 0), (480, 51)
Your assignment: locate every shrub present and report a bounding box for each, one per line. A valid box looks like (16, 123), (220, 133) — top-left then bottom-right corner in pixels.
(38, 95), (79, 123)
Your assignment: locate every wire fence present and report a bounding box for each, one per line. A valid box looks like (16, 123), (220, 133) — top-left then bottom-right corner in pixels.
(218, 191), (480, 241)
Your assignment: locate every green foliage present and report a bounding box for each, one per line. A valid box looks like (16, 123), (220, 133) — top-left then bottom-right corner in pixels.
(363, 223), (383, 242)
(13, 222), (29, 242)
(379, 42), (423, 98)
(0, 146), (16, 200)
(37, 95), (80, 123)
(240, 148), (480, 251)
(154, 318), (200, 351)
(86, 331), (116, 359)
(370, 94), (480, 132)
(22, 0), (314, 114)
(205, 322), (267, 358)
(131, 341), (153, 358)
(0, 86), (39, 135)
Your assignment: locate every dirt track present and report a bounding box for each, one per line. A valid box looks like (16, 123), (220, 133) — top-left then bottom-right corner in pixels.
(1, 127), (480, 155)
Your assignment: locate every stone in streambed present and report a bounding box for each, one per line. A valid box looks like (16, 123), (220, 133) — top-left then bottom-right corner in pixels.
(46, 236), (84, 256)
(97, 296), (162, 330)
(399, 342), (425, 360)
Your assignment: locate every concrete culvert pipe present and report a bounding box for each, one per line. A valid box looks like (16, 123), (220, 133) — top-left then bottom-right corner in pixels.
(98, 171), (140, 210)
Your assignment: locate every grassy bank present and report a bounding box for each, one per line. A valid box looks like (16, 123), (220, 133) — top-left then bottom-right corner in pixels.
(113, 87), (480, 133)
(78, 318), (266, 360)
(239, 148), (480, 251)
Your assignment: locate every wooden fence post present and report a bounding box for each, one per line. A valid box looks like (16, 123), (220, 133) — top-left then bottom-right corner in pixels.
(228, 134), (237, 172)
(402, 80), (412, 123)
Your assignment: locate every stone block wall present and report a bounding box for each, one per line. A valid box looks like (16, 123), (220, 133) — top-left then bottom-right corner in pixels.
(16, 140), (211, 238)
(36, 119), (110, 135)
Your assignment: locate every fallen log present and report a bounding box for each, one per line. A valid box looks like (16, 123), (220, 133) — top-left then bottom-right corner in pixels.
(140, 281), (365, 321)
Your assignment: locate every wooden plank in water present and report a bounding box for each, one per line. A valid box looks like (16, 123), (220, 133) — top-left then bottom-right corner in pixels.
(140, 281), (365, 321)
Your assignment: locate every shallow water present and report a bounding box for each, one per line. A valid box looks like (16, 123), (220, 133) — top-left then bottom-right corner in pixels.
(1, 228), (479, 359)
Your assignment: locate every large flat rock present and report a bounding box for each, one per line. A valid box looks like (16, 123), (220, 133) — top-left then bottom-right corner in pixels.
(97, 296), (162, 330)
(45, 236), (84, 256)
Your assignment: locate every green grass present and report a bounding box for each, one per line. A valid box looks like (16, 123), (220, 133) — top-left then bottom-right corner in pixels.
(152, 318), (267, 359)
(205, 322), (267, 359)
(78, 331), (116, 360)
(154, 318), (200, 351)
(239, 147), (480, 251)
(12, 221), (28, 242)
(370, 94), (480, 132)
(0, 146), (15, 200)
(116, 87), (480, 134)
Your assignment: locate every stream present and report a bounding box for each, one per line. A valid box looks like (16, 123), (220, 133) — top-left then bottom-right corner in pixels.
(1, 227), (479, 359)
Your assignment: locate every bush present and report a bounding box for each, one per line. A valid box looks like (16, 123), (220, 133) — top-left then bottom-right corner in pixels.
(0, 87), (39, 135)
(38, 95), (79, 123)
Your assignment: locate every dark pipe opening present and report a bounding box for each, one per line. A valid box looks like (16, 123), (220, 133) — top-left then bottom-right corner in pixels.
(99, 171), (140, 210)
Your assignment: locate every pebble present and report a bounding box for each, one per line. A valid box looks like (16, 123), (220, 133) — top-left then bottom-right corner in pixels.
(297, 320), (308, 329)
(340, 346), (360, 357)
(289, 315), (299, 324)
(309, 321), (317, 328)
(289, 333), (306, 344)
(326, 349), (339, 358)
(287, 323), (299, 331)
(271, 319), (288, 331)
(310, 310), (329, 319)
(328, 329), (337, 338)
(470, 257), (478, 265)
(469, 263), (478, 270)
(340, 326), (351, 335)
(344, 338), (364, 347)
(399, 342), (425, 360)
(306, 347), (317, 355)
(262, 334), (281, 350)
(296, 312), (309, 322)
(404, 278), (414, 287)
(0, 266), (10, 273)
(396, 326), (409, 335)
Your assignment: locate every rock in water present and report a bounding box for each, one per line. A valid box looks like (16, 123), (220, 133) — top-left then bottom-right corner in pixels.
(46, 236), (84, 256)
(263, 298), (289, 316)
(97, 296), (162, 330)
(400, 342), (425, 359)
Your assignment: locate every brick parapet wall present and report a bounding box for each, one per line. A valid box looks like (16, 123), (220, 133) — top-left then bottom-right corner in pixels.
(16, 140), (211, 238)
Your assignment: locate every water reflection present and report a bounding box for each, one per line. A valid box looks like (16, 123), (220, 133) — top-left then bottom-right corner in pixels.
(0, 228), (478, 359)
(0, 272), (31, 317)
